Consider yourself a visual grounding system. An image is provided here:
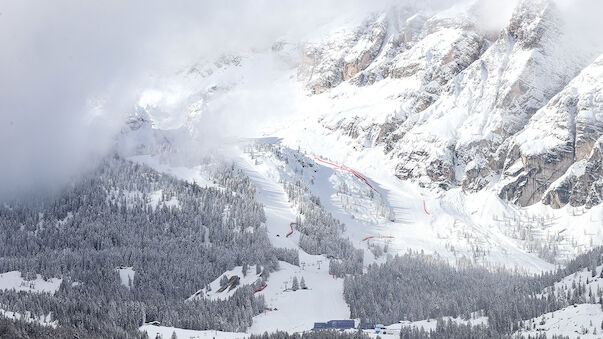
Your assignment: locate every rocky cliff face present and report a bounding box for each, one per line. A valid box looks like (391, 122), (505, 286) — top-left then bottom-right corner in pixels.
(297, 0), (602, 209)
(499, 55), (603, 208)
(123, 0), (601, 211)
(542, 138), (602, 208)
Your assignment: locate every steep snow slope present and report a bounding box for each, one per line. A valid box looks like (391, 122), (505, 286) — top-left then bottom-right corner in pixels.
(275, 109), (601, 265)
(295, 0), (602, 210)
(239, 141), (557, 272)
(121, 0), (602, 212)
(113, 0), (603, 336)
(235, 149), (350, 333)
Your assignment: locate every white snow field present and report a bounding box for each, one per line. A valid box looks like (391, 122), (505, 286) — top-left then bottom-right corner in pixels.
(116, 267), (136, 289)
(238, 140), (557, 273)
(237, 150), (350, 334)
(0, 308), (57, 328)
(515, 304), (603, 339)
(248, 260), (348, 334)
(276, 117), (601, 268)
(0, 271), (62, 294)
(139, 324), (249, 339)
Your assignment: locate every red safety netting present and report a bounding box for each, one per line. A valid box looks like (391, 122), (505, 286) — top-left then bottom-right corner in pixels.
(423, 200), (430, 215)
(314, 157), (377, 192)
(286, 222), (296, 238)
(362, 235), (395, 241)
(254, 284), (267, 294)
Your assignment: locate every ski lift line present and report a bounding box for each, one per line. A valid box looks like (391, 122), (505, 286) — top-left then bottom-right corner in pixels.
(423, 200), (430, 215)
(286, 222), (296, 238)
(362, 235), (395, 241)
(254, 284), (268, 294)
(313, 157), (378, 192)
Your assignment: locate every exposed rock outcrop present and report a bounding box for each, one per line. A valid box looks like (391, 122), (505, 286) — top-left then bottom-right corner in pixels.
(298, 0), (601, 209)
(499, 54), (603, 207)
(542, 138), (603, 208)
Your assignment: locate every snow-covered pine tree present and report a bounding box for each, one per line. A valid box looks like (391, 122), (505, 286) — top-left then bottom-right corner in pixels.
(292, 276), (299, 291)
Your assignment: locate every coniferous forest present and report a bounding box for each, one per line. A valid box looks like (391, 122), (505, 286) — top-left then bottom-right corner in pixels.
(0, 155), (601, 339)
(0, 155), (297, 337)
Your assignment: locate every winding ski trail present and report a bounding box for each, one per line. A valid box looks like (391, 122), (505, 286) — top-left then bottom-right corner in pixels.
(235, 152), (350, 334)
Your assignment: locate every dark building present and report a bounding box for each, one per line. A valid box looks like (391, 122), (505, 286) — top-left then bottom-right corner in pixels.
(358, 322), (375, 329)
(312, 319), (355, 330)
(312, 322), (328, 330)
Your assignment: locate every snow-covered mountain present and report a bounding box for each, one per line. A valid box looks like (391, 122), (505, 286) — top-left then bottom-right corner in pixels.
(127, 0), (601, 210)
(295, 0), (601, 209)
(120, 0), (602, 266)
(5, 0), (596, 337)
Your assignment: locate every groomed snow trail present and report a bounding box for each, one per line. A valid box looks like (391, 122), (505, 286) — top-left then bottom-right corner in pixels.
(235, 154), (299, 249)
(235, 151), (350, 334)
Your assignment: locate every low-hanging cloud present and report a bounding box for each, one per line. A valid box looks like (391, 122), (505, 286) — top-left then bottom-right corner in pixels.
(0, 0), (601, 198)
(0, 0), (384, 198)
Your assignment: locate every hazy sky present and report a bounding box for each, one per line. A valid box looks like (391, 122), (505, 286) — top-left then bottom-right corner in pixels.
(0, 0), (367, 197)
(0, 0), (600, 198)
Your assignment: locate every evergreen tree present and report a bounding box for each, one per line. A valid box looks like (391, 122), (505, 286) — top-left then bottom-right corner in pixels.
(292, 276), (299, 291)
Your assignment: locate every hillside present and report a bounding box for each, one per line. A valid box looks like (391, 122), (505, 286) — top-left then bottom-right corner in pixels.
(1, 0), (601, 338)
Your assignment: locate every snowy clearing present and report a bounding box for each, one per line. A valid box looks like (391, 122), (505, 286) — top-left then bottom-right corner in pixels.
(116, 267), (135, 289)
(140, 325), (248, 339)
(515, 304), (603, 339)
(0, 308), (57, 328)
(0, 271), (62, 294)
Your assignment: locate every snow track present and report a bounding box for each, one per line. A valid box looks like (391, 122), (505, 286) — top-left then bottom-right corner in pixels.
(235, 154), (299, 249)
(234, 151), (350, 333)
